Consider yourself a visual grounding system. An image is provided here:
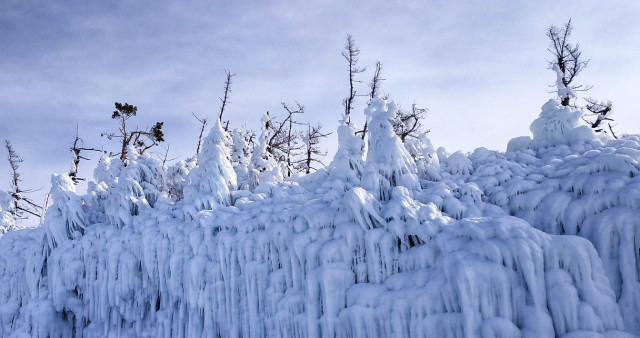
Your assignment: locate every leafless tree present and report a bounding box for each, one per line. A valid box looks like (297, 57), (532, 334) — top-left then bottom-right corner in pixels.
(547, 19), (591, 106)
(296, 123), (331, 174)
(4, 140), (42, 220)
(219, 70), (235, 130)
(266, 103), (305, 176)
(393, 103), (429, 142)
(369, 61), (384, 100)
(69, 126), (104, 184)
(156, 143), (179, 166)
(342, 35), (366, 123)
(584, 98), (616, 138)
(101, 102), (164, 163)
(192, 113), (208, 154)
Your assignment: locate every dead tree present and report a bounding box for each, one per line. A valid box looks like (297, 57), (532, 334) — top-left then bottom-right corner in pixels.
(69, 127), (104, 184)
(266, 103), (304, 176)
(547, 19), (590, 106)
(192, 113), (208, 154)
(282, 102), (304, 176)
(4, 140), (41, 220)
(342, 35), (366, 123)
(219, 70), (235, 130)
(102, 102), (164, 163)
(297, 123), (331, 174)
(393, 103), (429, 142)
(156, 143), (179, 166)
(584, 98), (616, 138)
(357, 61), (385, 139)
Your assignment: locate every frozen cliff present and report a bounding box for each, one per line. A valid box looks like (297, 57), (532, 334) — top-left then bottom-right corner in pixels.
(0, 98), (638, 337)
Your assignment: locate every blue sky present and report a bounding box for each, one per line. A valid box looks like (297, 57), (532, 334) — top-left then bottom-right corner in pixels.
(2, 1), (640, 222)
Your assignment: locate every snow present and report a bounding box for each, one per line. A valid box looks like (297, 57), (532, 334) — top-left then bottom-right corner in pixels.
(0, 190), (16, 235)
(0, 97), (639, 337)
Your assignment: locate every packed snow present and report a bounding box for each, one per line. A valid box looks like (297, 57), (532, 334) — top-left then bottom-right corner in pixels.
(0, 98), (639, 337)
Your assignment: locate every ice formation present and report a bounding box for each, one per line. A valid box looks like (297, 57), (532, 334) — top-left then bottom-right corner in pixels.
(183, 119), (237, 215)
(0, 98), (639, 337)
(249, 113), (282, 190)
(0, 190), (16, 235)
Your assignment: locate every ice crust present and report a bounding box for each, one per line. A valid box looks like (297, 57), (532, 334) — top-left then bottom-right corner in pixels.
(0, 98), (638, 337)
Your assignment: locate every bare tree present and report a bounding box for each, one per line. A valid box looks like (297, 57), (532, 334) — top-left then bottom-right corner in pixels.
(156, 143), (179, 166)
(69, 126), (104, 184)
(393, 103), (429, 142)
(547, 19), (590, 106)
(282, 102), (304, 176)
(369, 61), (384, 100)
(266, 103), (305, 176)
(296, 123), (331, 174)
(4, 140), (41, 221)
(102, 102), (165, 163)
(192, 113), (208, 154)
(342, 35), (366, 123)
(219, 70), (235, 130)
(584, 98), (616, 138)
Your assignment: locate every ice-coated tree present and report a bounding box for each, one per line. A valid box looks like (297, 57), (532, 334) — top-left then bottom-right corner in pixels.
(42, 173), (86, 249)
(362, 98), (420, 200)
(357, 60), (385, 139)
(328, 114), (365, 185)
(404, 133), (441, 181)
(102, 102), (165, 163)
(183, 119), (237, 215)
(166, 156), (197, 201)
(231, 128), (251, 190)
(547, 19), (590, 106)
(98, 146), (168, 227)
(249, 113), (282, 189)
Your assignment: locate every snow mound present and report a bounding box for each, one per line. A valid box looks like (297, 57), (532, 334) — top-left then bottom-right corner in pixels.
(530, 99), (597, 149)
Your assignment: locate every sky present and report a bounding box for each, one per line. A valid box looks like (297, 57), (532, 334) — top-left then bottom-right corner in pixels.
(2, 1), (640, 224)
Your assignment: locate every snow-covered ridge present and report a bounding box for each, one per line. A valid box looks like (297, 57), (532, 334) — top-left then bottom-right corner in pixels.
(0, 98), (638, 337)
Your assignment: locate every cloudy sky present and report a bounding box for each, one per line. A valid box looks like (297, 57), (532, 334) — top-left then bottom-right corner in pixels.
(2, 1), (640, 222)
